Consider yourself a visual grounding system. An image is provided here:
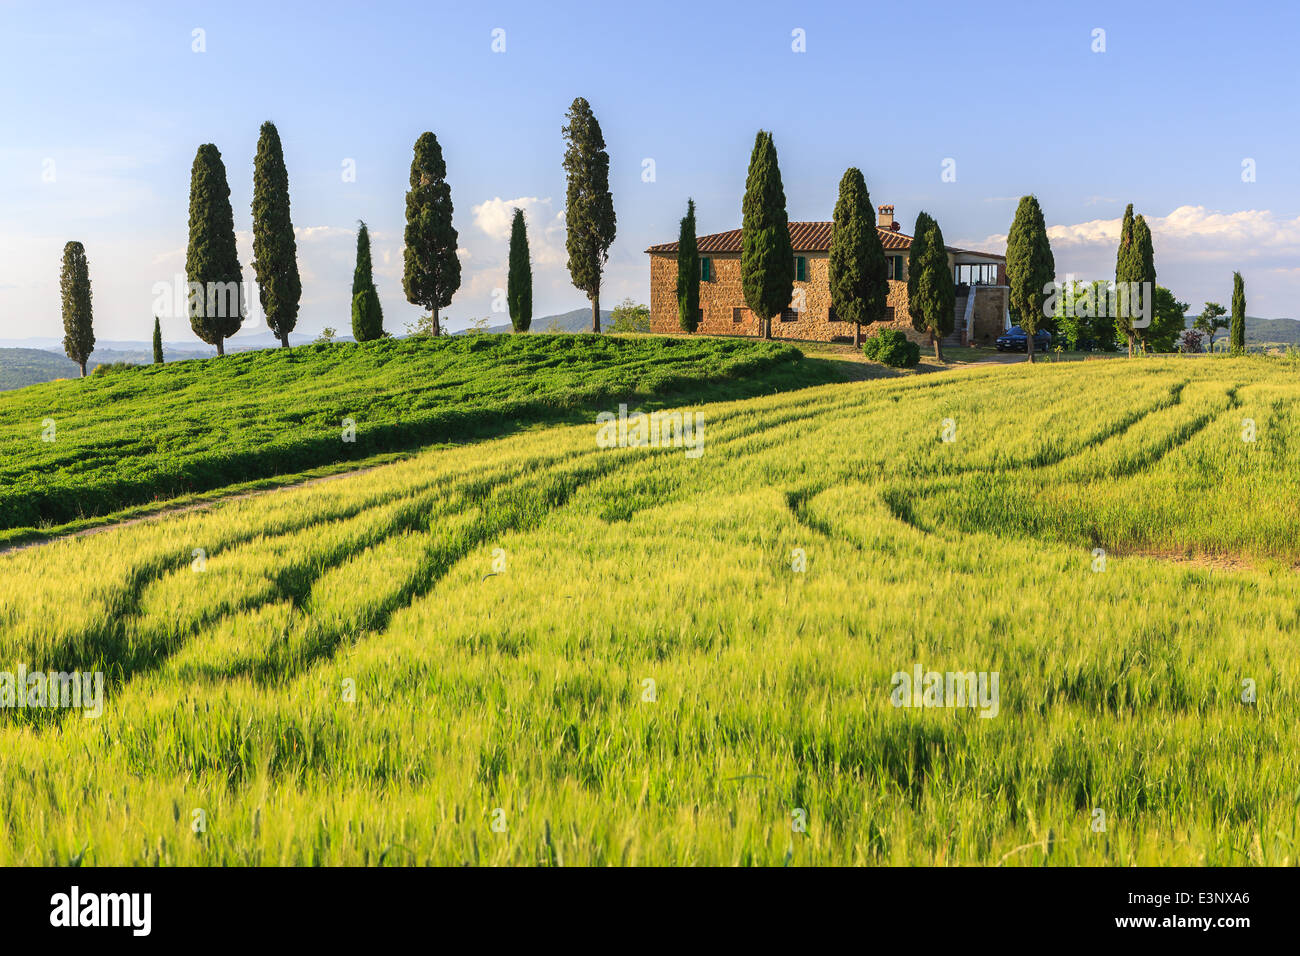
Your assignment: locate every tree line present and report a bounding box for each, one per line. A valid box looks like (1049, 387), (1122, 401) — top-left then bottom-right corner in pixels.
(56, 97), (620, 374)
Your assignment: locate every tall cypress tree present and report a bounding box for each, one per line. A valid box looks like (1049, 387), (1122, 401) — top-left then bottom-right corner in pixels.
(1230, 271), (1246, 354)
(59, 241), (94, 377)
(910, 218), (957, 360)
(676, 199), (700, 333)
(186, 144), (244, 355)
(828, 168), (888, 347)
(1131, 215), (1157, 353)
(1005, 195), (1055, 363)
(906, 210), (934, 327)
(251, 121), (301, 348)
(562, 97), (617, 333)
(402, 132), (460, 337)
(1114, 203), (1141, 357)
(507, 208), (532, 332)
(152, 316), (164, 364)
(740, 130), (793, 340)
(351, 221), (383, 341)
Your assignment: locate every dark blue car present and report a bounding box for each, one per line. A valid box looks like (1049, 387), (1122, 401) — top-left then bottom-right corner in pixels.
(996, 326), (1052, 353)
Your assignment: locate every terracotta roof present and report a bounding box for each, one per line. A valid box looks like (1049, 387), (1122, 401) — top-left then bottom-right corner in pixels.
(646, 221), (924, 255)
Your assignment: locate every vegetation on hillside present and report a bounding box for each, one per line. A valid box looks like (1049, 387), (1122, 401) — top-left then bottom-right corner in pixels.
(0, 359), (1295, 864)
(0, 335), (823, 538)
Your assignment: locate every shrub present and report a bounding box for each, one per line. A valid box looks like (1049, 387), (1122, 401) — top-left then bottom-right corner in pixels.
(90, 362), (141, 376)
(862, 329), (920, 368)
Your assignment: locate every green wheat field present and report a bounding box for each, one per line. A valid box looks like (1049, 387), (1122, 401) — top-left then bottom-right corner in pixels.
(1, 352), (1297, 865)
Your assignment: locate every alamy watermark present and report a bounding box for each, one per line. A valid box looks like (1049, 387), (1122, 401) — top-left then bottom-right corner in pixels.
(596, 404), (704, 458)
(0, 666), (104, 718)
(150, 274), (251, 319)
(1043, 275), (1153, 328)
(890, 664), (999, 718)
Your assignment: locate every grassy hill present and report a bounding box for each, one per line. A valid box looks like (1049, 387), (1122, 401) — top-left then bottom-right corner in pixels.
(0, 334), (833, 541)
(0, 356), (1295, 864)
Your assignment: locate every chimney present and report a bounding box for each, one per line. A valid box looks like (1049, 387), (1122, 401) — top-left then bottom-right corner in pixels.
(878, 204), (897, 231)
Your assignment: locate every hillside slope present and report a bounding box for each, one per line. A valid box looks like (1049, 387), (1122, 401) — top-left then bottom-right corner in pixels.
(0, 334), (833, 539)
(0, 357), (1295, 864)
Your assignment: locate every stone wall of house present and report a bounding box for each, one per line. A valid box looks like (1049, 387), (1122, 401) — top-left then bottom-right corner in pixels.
(970, 286), (1009, 346)
(648, 252), (928, 344)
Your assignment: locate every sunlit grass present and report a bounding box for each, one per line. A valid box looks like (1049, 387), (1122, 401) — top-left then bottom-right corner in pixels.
(0, 357), (1297, 865)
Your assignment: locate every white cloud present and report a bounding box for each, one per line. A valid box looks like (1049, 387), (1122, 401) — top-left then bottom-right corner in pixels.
(956, 205), (1300, 316)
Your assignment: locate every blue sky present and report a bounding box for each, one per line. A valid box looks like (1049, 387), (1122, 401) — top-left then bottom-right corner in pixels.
(2, 0), (1298, 341)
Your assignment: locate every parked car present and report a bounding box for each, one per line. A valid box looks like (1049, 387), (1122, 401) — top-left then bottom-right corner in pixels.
(996, 326), (1052, 353)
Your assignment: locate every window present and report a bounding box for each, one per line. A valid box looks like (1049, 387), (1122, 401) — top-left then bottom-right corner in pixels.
(780, 309), (798, 323)
(732, 307), (746, 323)
(794, 256), (807, 281)
(700, 257), (712, 281)
(890, 256), (905, 281)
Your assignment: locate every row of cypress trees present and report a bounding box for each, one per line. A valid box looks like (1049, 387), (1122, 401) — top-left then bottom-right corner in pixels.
(56, 97), (621, 363)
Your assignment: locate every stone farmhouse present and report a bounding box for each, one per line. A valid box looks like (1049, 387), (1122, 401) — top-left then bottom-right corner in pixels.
(646, 205), (1010, 347)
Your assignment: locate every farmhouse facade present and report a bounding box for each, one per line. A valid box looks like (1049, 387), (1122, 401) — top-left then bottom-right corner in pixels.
(646, 206), (1010, 347)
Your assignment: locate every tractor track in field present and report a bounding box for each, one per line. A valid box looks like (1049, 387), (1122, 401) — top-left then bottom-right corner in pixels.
(0, 464), (392, 558)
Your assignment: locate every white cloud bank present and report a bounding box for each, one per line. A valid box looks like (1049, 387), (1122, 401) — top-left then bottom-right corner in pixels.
(959, 205), (1300, 315)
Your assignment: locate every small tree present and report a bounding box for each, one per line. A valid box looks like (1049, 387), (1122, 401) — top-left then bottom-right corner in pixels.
(1144, 286), (1188, 353)
(1196, 302), (1228, 351)
(740, 130), (794, 340)
(562, 97), (617, 333)
(610, 297), (651, 333)
(828, 168), (888, 347)
(59, 241), (94, 376)
(152, 316), (164, 364)
(507, 207), (532, 332)
(186, 144), (245, 355)
(676, 199), (700, 333)
(402, 131), (460, 337)
(1230, 272), (1246, 355)
(1005, 195), (1055, 363)
(350, 221), (383, 341)
(910, 217), (957, 360)
(251, 121), (301, 348)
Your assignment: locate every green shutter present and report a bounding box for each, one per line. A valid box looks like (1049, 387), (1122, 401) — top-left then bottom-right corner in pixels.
(700, 257), (711, 281)
(795, 256), (806, 281)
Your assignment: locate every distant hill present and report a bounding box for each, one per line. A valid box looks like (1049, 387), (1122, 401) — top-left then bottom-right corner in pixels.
(0, 344), (220, 390)
(1245, 317), (1300, 346)
(463, 308), (612, 335)
(0, 349), (80, 390)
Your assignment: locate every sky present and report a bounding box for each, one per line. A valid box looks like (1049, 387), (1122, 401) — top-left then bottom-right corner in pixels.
(2, 0), (1299, 342)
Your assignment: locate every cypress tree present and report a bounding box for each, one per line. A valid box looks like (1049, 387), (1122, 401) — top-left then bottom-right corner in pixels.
(59, 241), (94, 377)
(351, 289), (381, 343)
(740, 130), (794, 340)
(1114, 203), (1141, 357)
(676, 199), (700, 333)
(350, 221), (383, 341)
(152, 316), (164, 364)
(1005, 195), (1055, 363)
(906, 210), (934, 324)
(828, 168), (888, 347)
(1132, 214), (1157, 353)
(562, 97), (617, 333)
(910, 218), (957, 360)
(402, 132), (460, 337)
(186, 144), (245, 355)
(507, 208), (532, 332)
(1230, 271), (1246, 354)
(251, 121), (301, 348)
